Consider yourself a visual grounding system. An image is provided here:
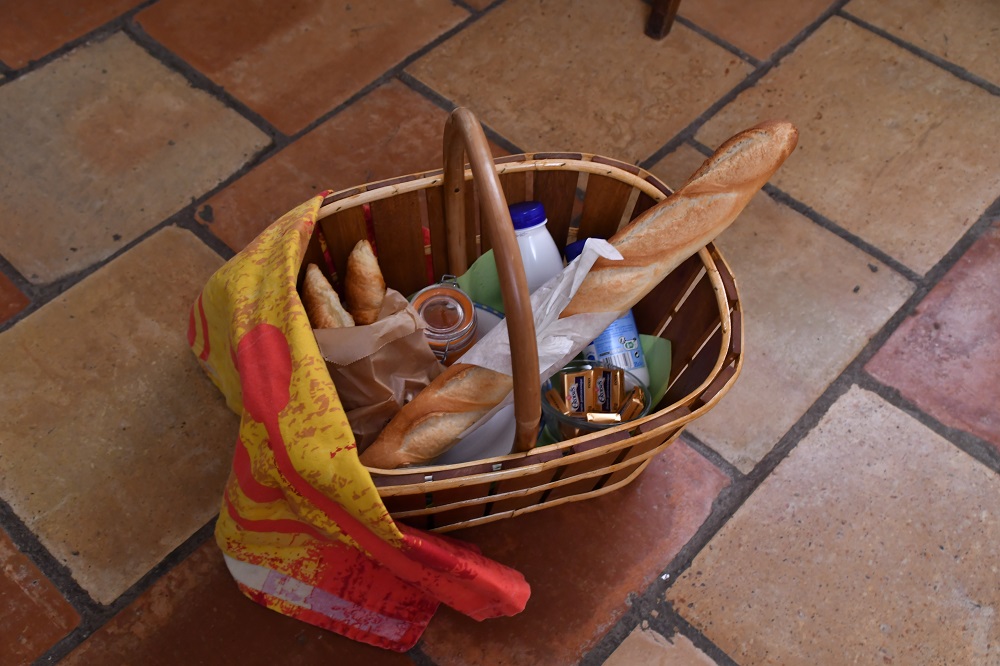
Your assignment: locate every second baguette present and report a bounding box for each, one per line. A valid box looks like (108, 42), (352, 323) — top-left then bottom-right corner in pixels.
(357, 363), (512, 469)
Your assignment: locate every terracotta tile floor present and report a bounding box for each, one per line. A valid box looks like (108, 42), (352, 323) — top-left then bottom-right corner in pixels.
(1, 0), (998, 663)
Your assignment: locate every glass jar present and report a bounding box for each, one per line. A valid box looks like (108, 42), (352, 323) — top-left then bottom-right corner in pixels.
(411, 281), (478, 365)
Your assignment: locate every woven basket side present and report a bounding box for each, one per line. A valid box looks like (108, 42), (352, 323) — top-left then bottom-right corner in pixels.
(312, 154), (742, 532)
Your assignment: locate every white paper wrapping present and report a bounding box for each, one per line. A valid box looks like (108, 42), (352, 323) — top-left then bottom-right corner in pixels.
(450, 239), (625, 447)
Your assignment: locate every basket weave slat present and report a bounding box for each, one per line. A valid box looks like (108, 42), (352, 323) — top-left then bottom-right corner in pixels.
(667, 323), (724, 406)
(577, 172), (634, 240)
(637, 405), (693, 435)
(729, 309), (743, 357)
(301, 226), (330, 281)
(423, 186), (449, 282)
(630, 190), (658, 221)
(371, 424), (662, 497)
(601, 431), (683, 488)
(590, 155), (643, 175)
(544, 447), (627, 503)
(499, 170), (529, 206)
(459, 183), (480, 268)
(530, 169), (578, 250)
(664, 274), (722, 378)
(310, 115), (743, 531)
(317, 206), (367, 284)
(370, 190), (427, 297)
(632, 252), (704, 340)
(417, 434), (677, 533)
(388, 436), (666, 520)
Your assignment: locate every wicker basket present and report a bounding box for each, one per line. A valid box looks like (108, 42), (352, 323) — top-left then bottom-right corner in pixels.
(309, 109), (743, 533)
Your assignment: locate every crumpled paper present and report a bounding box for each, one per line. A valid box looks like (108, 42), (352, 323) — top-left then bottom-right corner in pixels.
(313, 288), (444, 449)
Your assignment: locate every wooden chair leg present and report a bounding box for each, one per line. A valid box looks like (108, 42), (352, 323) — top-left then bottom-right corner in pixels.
(645, 0), (682, 40)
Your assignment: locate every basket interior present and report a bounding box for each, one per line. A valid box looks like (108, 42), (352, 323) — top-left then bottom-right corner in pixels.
(308, 153), (742, 532)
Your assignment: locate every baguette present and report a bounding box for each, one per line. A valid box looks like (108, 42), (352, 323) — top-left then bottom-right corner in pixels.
(563, 119), (798, 316)
(344, 240), (386, 325)
(302, 263), (355, 329)
(357, 362), (513, 469)
(360, 120), (798, 469)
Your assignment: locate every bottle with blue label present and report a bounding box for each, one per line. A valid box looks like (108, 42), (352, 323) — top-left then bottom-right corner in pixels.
(564, 239), (650, 386)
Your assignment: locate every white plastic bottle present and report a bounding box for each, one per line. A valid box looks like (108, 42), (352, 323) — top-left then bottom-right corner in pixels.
(508, 201), (563, 293)
(564, 239), (651, 386)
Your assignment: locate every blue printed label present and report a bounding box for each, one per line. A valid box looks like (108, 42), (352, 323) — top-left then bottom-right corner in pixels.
(566, 375), (587, 413)
(583, 310), (646, 371)
(594, 371), (609, 411)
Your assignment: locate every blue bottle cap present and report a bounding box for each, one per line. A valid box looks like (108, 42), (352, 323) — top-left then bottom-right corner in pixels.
(508, 201), (547, 230)
(563, 239), (588, 263)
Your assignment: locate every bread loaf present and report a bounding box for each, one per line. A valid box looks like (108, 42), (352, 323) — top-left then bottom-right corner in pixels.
(563, 120), (798, 316)
(357, 362), (513, 468)
(303, 263), (355, 329)
(360, 120), (798, 469)
(344, 240), (386, 325)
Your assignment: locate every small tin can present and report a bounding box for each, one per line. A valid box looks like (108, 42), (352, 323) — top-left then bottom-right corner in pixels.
(411, 281), (477, 365)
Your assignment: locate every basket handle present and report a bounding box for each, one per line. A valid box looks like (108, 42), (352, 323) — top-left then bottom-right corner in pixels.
(442, 108), (540, 454)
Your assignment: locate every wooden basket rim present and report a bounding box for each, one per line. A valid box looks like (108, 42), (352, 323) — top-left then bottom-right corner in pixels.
(317, 153), (672, 217)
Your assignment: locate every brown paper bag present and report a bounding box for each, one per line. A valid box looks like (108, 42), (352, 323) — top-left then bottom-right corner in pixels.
(312, 288), (444, 450)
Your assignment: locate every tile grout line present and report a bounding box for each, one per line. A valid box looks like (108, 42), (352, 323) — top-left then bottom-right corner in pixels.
(673, 14), (762, 68)
(0, 250), (40, 307)
(585, 193), (1000, 665)
(580, 474), (752, 665)
(122, 20), (287, 145)
(0, 25), (281, 332)
(685, 135), (926, 282)
(637, 0), (852, 172)
(636, 66), (770, 172)
(706, 191), (1000, 518)
(577, 431), (753, 663)
(6, 4), (514, 661)
(679, 431), (746, 484)
(760, 183), (924, 282)
(647, 605), (742, 666)
(616, 191), (1000, 645)
(1, 0), (511, 333)
(856, 373), (1000, 475)
(838, 10), (1000, 98)
(35, 518), (219, 664)
(580, 443), (788, 664)
(408, 643), (442, 666)
(0, 0), (159, 86)
(397, 70), (527, 155)
(0, 497), (100, 618)
(0, 203), (237, 335)
(394, 21), (762, 656)
(273, 0), (509, 143)
(3, 10), (527, 653)
(397, 0), (1000, 658)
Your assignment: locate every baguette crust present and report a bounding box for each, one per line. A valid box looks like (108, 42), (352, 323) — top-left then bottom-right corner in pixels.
(345, 240), (386, 325)
(562, 120), (798, 316)
(303, 263), (355, 329)
(364, 120), (798, 468)
(359, 363), (513, 468)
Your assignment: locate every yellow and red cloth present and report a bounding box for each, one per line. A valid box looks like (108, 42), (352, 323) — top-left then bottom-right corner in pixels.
(188, 195), (529, 651)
